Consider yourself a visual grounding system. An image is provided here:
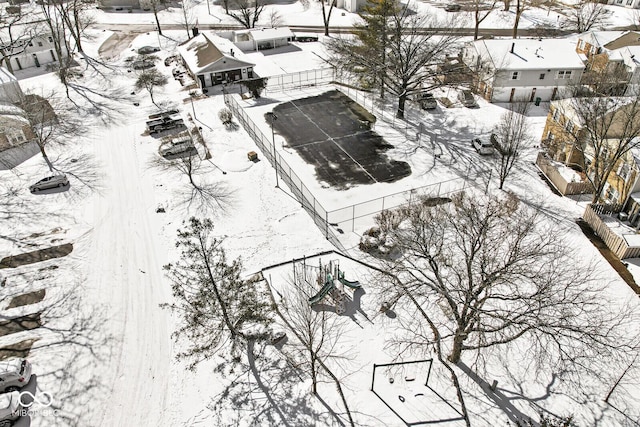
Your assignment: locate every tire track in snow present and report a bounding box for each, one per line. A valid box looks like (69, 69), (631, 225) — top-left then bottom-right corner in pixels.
(87, 124), (172, 427)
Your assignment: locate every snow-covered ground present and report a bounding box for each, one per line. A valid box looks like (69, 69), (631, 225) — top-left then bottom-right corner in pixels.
(1, 2), (640, 426)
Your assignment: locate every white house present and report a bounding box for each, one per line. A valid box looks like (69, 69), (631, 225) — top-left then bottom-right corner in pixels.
(607, 0), (640, 9)
(0, 67), (23, 103)
(231, 27), (295, 52)
(463, 38), (585, 103)
(177, 33), (256, 89)
(0, 22), (68, 72)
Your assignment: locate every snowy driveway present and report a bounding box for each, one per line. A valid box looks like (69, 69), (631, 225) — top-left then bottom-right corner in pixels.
(83, 121), (172, 426)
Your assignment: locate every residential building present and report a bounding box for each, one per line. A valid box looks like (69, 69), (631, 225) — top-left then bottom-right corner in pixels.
(606, 0), (640, 9)
(0, 21), (68, 72)
(177, 33), (256, 89)
(462, 38), (585, 103)
(0, 102), (34, 151)
(230, 27), (295, 52)
(575, 31), (640, 95)
(542, 97), (640, 205)
(0, 67), (23, 103)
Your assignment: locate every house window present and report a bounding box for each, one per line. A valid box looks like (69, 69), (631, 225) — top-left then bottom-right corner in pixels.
(628, 0), (633, 4)
(605, 185), (619, 203)
(511, 71), (520, 80)
(539, 73), (545, 80)
(546, 131), (555, 141)
(618, 163), (632, 182)
(557, 70), (573, 79)
(7, 130), (25, 145)
(565, 121), (574, 133)
(616, 0), (623, 3)
(577, 40), (584, 50)
(247, 67), (253, 78)
(552, 108), (560, 122)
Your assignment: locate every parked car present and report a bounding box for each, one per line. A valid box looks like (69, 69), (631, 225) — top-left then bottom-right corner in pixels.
(29, 175), (69, 193)
(161, 141), (197, 159)
(0, 358), (32, 392)
(0, 391), (21, 427)
(137, 46), (160, 55)
(445, 3), (461, 11)
(458, 89), (478, 108)
(472, 138), (494, 155)
(415, 92), (437, 110)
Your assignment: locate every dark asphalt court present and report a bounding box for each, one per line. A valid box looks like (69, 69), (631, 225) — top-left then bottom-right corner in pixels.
(269, 90), (411, 189)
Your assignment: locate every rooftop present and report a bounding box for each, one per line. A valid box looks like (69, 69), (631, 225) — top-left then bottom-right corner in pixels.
(474, 38), (584, 71)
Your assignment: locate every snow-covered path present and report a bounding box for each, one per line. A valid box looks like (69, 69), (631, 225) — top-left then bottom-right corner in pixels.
(85, 123), (172, 426)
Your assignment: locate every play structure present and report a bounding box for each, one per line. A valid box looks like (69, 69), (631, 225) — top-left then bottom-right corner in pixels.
(293, 258), (361, 315)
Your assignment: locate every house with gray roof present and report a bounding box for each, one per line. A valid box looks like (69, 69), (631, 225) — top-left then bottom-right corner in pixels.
(177, 33), (256, 89)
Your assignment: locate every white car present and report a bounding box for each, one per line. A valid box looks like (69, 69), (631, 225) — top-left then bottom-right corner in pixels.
(0, 391), (21, 427)
(0, 359), (31, 393)
(472, 138), (494, 155)
(29, 175), (68, 193)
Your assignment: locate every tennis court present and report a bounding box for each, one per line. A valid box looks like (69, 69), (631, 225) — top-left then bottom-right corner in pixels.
(269, 90), (411, 189)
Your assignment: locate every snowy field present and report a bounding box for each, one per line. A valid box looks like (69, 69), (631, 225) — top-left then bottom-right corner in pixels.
(1, 2), (640, 426)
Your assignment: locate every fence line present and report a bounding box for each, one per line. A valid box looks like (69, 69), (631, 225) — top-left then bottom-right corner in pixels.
(225, 84), (483, 251)
(583, 204), (640, 259)
(263, 68), (336, 94)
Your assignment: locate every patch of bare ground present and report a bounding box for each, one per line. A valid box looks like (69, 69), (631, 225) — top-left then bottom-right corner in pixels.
(0, 243), (73, 269)
(0, 339), (39, 361)
(7, 290), (46, 309)
(0, 313), (42, 337)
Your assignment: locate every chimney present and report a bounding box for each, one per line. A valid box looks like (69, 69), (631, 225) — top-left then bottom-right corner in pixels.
(192, 27), (199, 37)
(510, 42), (515, 53)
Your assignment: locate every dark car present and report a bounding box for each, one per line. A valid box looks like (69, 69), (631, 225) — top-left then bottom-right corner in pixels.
(29, 175), (69, 193)
(416, 92), (437, 110)
(137, 46), (160, 55)
(445, 3), (461, 11)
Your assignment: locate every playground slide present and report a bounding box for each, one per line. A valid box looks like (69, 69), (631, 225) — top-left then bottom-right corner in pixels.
(338, 272), (361, 289)
(309, 280), (335, 305)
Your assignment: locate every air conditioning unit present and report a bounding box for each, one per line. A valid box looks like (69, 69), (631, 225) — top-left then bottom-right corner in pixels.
(618, 212), (629, 222)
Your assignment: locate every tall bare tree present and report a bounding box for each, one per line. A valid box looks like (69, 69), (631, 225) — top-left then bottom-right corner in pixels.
(552, 95), (640, 203)
(473, 0), (497, 40)
(562, 0), (608, 33)
(512, 0), (527, 38)
(320, 0), (336, 37)
(374, 192), (638, 425)
(491, 100), (532, 189)
(228, 0), (265, 29)
(178, 0), (196, 39)
(18, 91), (83, 171)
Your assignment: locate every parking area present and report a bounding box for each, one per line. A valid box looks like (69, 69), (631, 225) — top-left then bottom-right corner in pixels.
(270, 90), (412, 189)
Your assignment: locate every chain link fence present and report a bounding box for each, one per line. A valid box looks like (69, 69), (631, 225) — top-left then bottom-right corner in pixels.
(263, 68), (336, 94)
(225, 81), (483, 252)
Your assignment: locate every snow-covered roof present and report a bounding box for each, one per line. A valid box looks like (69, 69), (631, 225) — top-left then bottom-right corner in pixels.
(234, 27), (295, 42)
(177, 33), (254, 75)
(473, 38), (584, 71)
(0, 101), (27, 122)
(579, 31), (627, 49)
(0, 67), (17, 85)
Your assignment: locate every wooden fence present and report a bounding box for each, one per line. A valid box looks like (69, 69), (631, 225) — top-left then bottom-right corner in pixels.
(583, 204), (640, 259)
(536, 152), (593, 196)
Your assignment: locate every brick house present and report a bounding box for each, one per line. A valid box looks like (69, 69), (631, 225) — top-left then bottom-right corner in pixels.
(542, 97), (640, 204)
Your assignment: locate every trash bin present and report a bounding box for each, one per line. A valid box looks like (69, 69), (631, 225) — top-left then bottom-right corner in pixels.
(535, 97), (542, 106)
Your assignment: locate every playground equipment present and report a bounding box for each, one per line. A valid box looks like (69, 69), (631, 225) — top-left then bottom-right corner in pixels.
(292, 258), (361, 315)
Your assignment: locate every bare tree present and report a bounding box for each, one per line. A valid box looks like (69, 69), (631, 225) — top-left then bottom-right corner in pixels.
(50, 0), (95, 54)
(512, 0), (528, 38)
(162, 217), (273, 369)
(135, 68), (168, 107)
(0, 11), (43, 74)
(561, 0), (608, 33)
(374, 192), (639, 425)
(473, 0), (497, 40)
(491, 100), (532, 189)
(228, 0), (265, 29)
(18, 91), (83, 171)
(552, 94), (640, 203)
(149, 0), (168, 35)
(320, 0), (336, 36)
(178, 0), (196, 39)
